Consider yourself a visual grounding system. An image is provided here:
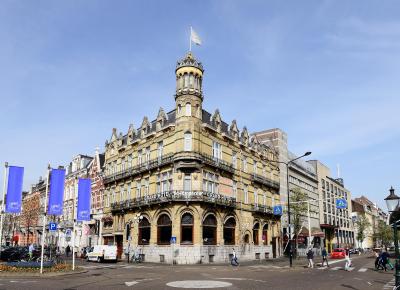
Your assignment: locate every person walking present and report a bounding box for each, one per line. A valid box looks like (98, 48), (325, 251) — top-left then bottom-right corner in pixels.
(381, 251), (389, 271)
(231, 248), (239, 266)
(344, 247), (352, 271)
(307, 248), (314, 268)
(28, 243), (34, 260)
(321, 247), (329, 267)
(66, 245), (71, 257)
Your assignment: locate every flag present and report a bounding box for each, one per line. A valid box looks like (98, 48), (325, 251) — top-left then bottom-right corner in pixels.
(77, 178), (91, 221)
(5, 166), (24, 213)
(48, 168), (66, 215)
(191, 27), (202, 46)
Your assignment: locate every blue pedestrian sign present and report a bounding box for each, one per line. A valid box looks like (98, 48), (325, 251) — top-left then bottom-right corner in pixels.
(65, 229), (72, 236)
(170, 236), (176, 244)
(273, 205), (283, 216)
(336, 199), (347, 209)
(49, 222), (57, 231)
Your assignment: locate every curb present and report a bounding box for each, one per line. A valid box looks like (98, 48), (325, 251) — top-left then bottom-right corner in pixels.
(0, 269), (88, 278)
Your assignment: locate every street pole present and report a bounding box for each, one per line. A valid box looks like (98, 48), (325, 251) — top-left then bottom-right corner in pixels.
(307, 201), (311, 249)
(394, 222), (400, 286)
(0, 162), (9, 249)
(72, 178), (77, 271)
(286, 164), (293, 267)
(40, 164), (51, 274)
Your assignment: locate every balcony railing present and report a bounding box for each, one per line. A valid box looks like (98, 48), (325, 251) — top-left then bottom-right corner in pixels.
(104, 153), (175, 184)
(111, 190), (237, 212)
(251, 174), (280, 190)
(199, 153), (235, 174)
(251, 204), (273, 214)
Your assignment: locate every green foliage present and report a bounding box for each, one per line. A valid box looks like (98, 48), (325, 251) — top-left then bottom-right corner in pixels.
(373, 220), (393, 249)
(354, 214), (371, 245)
(290, 187), (309, 236)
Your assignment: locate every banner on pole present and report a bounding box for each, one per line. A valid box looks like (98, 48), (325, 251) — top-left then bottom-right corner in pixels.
(5, 166), (24, 213)
(77, 178), (91, 221)
(48, 168), (66, 215)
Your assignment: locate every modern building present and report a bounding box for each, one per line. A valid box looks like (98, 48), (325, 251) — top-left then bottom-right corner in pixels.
(102, 52), (282, 264)
(308, 160), (354, 251)
(253, 129), (322, 252)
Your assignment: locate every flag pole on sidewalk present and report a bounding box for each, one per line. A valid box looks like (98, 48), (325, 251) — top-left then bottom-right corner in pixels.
(40, 164), (51, 274)
(0, 162), (9, 248)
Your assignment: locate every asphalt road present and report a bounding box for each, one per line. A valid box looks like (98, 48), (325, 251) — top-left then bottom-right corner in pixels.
(0, 255), (395, 290)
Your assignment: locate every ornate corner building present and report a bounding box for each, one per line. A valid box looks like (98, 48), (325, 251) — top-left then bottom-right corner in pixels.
(102, 52), (282, 264)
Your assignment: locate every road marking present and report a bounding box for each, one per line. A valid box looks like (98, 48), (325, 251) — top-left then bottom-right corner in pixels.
(358, 268), (367, 272)
(125, 281), (139, 287)
(331, 266), (341, 271)
(166, 280), (233, 288)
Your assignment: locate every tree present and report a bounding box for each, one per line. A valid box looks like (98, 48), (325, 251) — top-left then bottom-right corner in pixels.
(373, 220), (392, 250)
(290, 187), (309, 257)
(354, 214), (371, 248)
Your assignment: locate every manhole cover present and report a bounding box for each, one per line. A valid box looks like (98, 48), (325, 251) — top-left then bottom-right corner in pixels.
(166, 280), (232, 288)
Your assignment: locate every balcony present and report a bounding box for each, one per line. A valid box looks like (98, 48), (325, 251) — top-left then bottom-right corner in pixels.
(104, 153), (174, 184)
(251, 204), (274, 215)
(251, 174), (280, 190)
(199, 153), (235, 174)
(111, 190), (237, 212)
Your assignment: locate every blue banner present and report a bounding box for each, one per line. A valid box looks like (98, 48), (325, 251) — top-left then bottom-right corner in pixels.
(77, 178), (91, 221)
(273, 205), (283, 216)
(336, 198), (347, 209)
(48, 168), (66, 215)
(5, 166), (24, 213)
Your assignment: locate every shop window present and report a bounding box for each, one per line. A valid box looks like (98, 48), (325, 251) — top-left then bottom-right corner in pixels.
(223, 217), (236, 245)
(203, 214), (217, 245)
(181, 213), (193, 245)
(253, 223), (260, 245)
(138, 217), (150, 245)
(157, 214), (172, 245)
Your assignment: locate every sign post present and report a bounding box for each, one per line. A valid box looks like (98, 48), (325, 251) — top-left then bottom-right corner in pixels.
(170, 236), (176, 266)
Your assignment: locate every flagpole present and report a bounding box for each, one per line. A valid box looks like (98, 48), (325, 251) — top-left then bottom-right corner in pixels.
(0, 162), (9, 249)
(189, 26), (192, 52)
(40, 164), (51, 274)
(72, 177), (77, 271)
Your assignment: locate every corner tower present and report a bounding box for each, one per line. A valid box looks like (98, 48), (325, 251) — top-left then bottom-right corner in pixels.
(175, 52), (204, 120)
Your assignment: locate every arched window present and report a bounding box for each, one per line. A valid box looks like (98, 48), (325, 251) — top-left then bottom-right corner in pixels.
(126, 223), (131, 241)
(185, 103), (191, 116)
(203, 214), (217, 245)
(138, 217), (150, 245)
(223, 217), (236, 245)
(262, 224), (268, 245)
(244, 234), (250, 244)
(184, 132), (192, 151)
(184, 74), (189, 88)
(253, 223), (260, 245)
(178, 104), (182, 115)
(181, 213), (194, 244)
(157, 214), (172, 245)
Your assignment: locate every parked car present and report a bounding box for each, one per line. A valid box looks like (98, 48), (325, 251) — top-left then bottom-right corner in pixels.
(349, 248), (359, 254)
(86, 245), (117, 262)
(330, 248), (346, 259)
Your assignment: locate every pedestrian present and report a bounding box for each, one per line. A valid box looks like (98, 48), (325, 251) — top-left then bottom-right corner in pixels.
(344, 247), (352, 271)
(231, 248), (239, 266)
(381, 251), (389, 271)
(307, 248), (314, 268)
(66, 245), (71, 257)
(321, 247), (329, 267)
(374, 250), (381, 269)
(28, 243), (34, 260)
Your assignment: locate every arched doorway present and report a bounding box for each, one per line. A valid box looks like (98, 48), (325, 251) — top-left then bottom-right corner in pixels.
(203, 214), (217, 245)
(181, 213), (194, 245)
(223, 217), (236, 245)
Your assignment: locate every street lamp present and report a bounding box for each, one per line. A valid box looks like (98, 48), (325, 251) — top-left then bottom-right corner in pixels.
(385, 187), (400, 287)
(269, 151), (311, 267)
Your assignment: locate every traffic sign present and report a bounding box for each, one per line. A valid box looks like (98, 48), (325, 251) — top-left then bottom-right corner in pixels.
(273, 205), (283, 216)
(49, 222), (57, 231)
(336, 199), (347, 209)
(65, 229), (72, 236)
(170, 236), (176, 244)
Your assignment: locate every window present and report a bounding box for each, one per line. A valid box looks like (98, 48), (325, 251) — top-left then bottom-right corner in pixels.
(223, 217), (236, 245)
(136, 182), (141, 198)
(262, 224), (268, 245)
(126, 224), (131, 241)
(157, 214), (172, 245)
(185, 103), (191, 116)
(181, 213), (194, 244)
(184, 132), (192, 151)
(139, 217), (150, 245)
(233, 181), (237, 199)
(212, 141), (222, 160)
(253, 223), (260, 245)
(178, 104), (182, 115)
(263, 193), (266, 206)
(119, 185), (124, 201)
(262, 165), (266, 177)
(121, 157), (125, 172)
(127, 183), (131, 199)
(203, 171), (219, 193)
(203, 215), (217, 245)
(242, 157), (247, 172)
(145, 147), (150, 164)
(244, 185), (248, 203)
(111, 188), (116, 204)
(158, 142), (163, 161)
(253, 161), (257, 175)
(232, 152), (237, 169)
(157, 171), (172, 193)
(138, 150), (142, 166)
(144, 178), (149, 196)
(184, 174), (191, 191)
(254, 190), (258, 205)
(128, 155), (132, 168)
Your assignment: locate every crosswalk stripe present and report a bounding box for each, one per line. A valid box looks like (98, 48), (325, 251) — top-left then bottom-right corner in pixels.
(331, 266), (341, 271)
(358, 268), (367, 272)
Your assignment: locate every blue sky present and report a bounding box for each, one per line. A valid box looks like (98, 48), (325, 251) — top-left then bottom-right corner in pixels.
(1, 0), (399, 209)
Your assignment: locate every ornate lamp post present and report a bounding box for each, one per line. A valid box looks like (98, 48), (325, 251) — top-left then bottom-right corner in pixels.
(385, 187), (400, 287)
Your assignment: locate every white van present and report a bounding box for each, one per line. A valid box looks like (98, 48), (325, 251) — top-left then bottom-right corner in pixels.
(87, 245), (118, 262)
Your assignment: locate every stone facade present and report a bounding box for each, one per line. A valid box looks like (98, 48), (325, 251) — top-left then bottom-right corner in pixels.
(102, 52), (282, 263)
